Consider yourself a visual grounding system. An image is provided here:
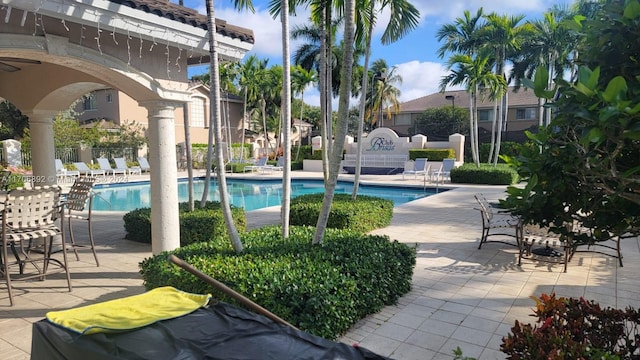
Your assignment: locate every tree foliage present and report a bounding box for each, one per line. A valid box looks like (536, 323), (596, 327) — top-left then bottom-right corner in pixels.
(502, 0), (640, 244)
(0, 100), (29, 140)
(413, 106), (470, 140)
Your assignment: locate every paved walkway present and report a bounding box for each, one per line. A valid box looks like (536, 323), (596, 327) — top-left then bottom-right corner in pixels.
(1, 172), (639, 359)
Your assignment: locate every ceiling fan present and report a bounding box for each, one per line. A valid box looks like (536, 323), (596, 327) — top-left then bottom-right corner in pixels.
(0, 57), (42, 72)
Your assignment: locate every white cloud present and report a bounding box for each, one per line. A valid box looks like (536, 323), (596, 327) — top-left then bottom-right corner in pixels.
(395, 60), (452, 102)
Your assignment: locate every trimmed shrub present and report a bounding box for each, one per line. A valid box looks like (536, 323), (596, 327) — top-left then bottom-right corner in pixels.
(502, 293), (640, 359)
(123, 201), (246, 246)
(408, 148), (455, 161)
(450, 163), (519, 185)
(290, 193), (393, 233)
(139, 225), (416, 339)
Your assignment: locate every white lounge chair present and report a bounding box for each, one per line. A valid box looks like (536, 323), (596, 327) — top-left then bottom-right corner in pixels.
(97, 158), (127, 177)
(244, 157), (269, 173)
(137, 157), (151, 172)
(432, 158), (456, 183)
(114, 157), (142, 175)
(55, 159), (80, 180)
(73, 162), (106, 177)
(402, 158), (429, 180)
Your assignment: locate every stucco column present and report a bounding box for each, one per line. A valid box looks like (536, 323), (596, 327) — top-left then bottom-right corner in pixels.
(141, 100), (181, 254)
(26, 110), (58, 186)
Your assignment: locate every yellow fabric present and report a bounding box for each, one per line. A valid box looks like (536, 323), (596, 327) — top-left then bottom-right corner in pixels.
(46, 286), (211, 335)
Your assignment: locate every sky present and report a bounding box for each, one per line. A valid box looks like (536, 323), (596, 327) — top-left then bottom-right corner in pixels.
(180, 0), (573, 107)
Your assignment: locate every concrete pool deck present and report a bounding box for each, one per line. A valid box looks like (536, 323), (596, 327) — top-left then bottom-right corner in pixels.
(1, 170), (639, 359)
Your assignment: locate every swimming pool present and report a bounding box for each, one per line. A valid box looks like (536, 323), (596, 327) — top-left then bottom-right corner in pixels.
(91, 178), (444, 211)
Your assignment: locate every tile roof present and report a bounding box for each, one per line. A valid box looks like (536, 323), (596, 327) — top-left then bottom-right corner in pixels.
(399, 87), (539, 113)
(108, 0), (254, 44)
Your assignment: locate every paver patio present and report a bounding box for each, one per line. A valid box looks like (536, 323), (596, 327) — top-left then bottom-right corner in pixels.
(1, 172), (638, 359)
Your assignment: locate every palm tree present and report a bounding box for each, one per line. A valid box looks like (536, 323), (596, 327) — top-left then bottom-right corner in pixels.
(202, 0), (243, 253)
(312, 0), (357, 244)
(352, 0), (419, 199)
(291, 65), (317, 160)
(366, 59), (401, 129)
(436, 8), (485, 59)
(238, 55), (268, 158)
(440, 52), (506, 166)
(478, 13), (531, 165)
(510, 11), (577, 126)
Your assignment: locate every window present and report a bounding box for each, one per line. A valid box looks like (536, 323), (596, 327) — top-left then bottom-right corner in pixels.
(83, 94), (96, 111)
(516, 108), (536, 120)
(394, 114), (411, 125)
(190, 97), (205, 128)
(106, 93), (113, 103)
(478, 110), (493, 121)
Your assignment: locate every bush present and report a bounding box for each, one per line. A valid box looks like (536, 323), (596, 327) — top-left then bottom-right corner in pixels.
(290, 193), (393, 233)
(139, 225), (416, 339)
(450, 163), (519, 185)
(502, 293), (639, 359)
(408, 148), (455, 161)
(123, 201), (246, 246)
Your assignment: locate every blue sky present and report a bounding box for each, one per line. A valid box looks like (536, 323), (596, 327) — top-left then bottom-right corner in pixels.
(180, 0), (573, 107)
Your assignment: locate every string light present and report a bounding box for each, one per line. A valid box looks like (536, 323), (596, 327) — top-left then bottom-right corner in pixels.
(126, 28), (131, 66)
(95, 19), (102, 55)
(175, 47), (182, 73)
(165, 41), (171, 78)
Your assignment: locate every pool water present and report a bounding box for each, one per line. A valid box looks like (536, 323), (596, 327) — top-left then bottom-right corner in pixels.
(91, 179), (444, 211)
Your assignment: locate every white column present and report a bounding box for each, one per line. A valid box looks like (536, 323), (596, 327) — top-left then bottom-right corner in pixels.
(142, 100), (181, 254)
(26, 110), (58, 186)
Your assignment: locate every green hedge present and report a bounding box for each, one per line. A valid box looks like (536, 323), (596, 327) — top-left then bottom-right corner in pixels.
(139, 225), (416, 339)
(408, 148), (455, 161)
(123, 201), (246, 246)
(290, 193), (393, 233)
(450, 163), (519, 185)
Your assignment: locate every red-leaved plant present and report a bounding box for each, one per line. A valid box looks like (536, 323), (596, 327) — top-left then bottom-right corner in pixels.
(501, 293), (640, 359)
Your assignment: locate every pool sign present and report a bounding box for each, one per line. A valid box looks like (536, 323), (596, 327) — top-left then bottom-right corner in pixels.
(363, 128), (407, 155)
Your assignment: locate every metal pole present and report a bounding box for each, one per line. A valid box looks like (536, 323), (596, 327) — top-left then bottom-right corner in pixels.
(168, 254), (299, 330)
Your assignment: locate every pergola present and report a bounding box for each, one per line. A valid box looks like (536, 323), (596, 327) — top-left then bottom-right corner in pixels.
(0, 0), (254, 254)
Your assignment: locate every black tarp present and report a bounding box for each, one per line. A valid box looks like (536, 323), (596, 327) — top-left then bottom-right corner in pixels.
(31, 301), (388, 360)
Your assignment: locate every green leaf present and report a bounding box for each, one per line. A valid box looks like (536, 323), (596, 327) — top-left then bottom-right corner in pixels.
(623, 0), (640, 19)
(586, 128), (604, 143)
(602, 76), (627, 102)
(532, 66), (555, 99)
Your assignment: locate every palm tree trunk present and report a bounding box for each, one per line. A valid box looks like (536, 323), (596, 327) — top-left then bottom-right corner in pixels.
(352, 0), (375, 199)
(488, 100), (498, 163)
(319, 7), (329, 184)
(493, 90), (507, 166)
(280, 0), (292, 238)
(182, 103), (194, 211)
(203, 0), (242, 253)
(313, 0), (355, 244)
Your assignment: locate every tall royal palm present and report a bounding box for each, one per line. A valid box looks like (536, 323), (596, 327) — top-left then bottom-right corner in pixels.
(436, 8), (485, 59)
(291, 65), (317, 160)
(366, 59), (401, 128)
(440, 52), (506, 166)
(352, 0), (419, 199)
(478, 13), (531, 165)
(510, 11), (577, 126)
(312, 0), (357, 244)
(202, 0), (251, 253)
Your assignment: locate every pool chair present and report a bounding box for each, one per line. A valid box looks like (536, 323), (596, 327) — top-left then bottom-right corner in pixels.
(97, 158), (127, 177)
(73, 162), (106, 177)
(244, 157), (269, 173)
(474, 193), (521, 250)
(432, 158), (456, 183)
(137, 156), (151, 172)
(114, 157), (142, 176)
(65, 176), (99, 267)
(55, 159), (80, 181)
(402, 158), (429, 180)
